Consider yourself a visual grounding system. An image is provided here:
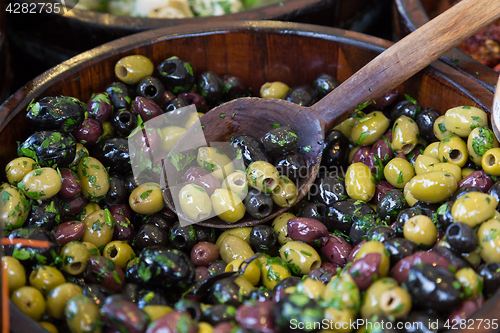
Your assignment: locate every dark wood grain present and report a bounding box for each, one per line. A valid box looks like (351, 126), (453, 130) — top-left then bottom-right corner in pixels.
(393, 0), (500, 93)
(0, 0), (10, 103)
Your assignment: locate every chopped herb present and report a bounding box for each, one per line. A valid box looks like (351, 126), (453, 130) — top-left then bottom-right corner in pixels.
(356, 132), (370, 145)
(438, 123), (447, 133)
(404, 94), (417, 104)
(300, 250), (312, 256)
(397, 171), (403, 183)
(471, 116), (482, 122)
(219, 113), (226, 119)
(273, 124), (281, 128)
(452, 281), (462, 289)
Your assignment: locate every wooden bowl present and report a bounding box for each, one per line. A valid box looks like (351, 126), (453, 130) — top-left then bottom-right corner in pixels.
(0, 0), (11, 103)
(392, 0), (500, 93)
(0, 21), (498, 332)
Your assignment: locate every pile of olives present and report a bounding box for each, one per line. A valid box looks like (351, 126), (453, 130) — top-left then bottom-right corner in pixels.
(2, 54), (500, 333)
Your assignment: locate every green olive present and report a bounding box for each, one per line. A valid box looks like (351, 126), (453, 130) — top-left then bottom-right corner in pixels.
(392, 115), (420, 154)
(261, 258), (291, 289)
(362, 281), (411, 319)
(414, 154), (441, 175)
(452, 192), (498, 227)
(29, 265), (66, 296)
(403, 186), (418, 207)
(60, 241), (91, 275)
(70, 143), (90, 170)
(462, 168), (476, 178)
(65, 295), (103, 333)
(444, 105), (488, 138)
(103, 240), (136, 269)
(179, 183), (212, 222)
(336, 111), (365, 144)
(225, 259), (260, 286)
(39, 322), (58, 333)
(81, 209), (114, 247)
(438, 135), (468, 167)
(17, 167), (61, 200)
(246, 161), (280, 194)
(423, 142), (440, 158)
(481, 148), (500, 176)
(384, 158), (415, 189)
(197, 147), (235, 181)
(478, 218), (500, 263)
(234, 276), (255, 296)
(428, 162), (462, 182)
(404, 171), (457, 203)
(354, 240), (391, 277)
(434, 116), (453, 141)
(6, 157), (37, 185)
(323, 308), (357, 333)
(115, 55), (154, 84)
(345, 162), (375, 202)
(219, 234), (255, 263)
(272, 176), (298, 208)
(184, 112), (204, 129)
(79, 203), (101, 221)
(323, 273), (360, 312)
(143, 305), (173, 322)
(272, 212), (295, 245)
(351, 111), (390, 146)
(211, 189), (245, 223)
(403, 215), (437, 249)
(46, 283), (83, 319)
(160, 126), (187, 153)
(467, 127), (499, 165)
(78, 157), (110, 202)
(11, 286), (46, 321)
(295, 278), (326, 300)
(2, 256), (26, 295)
(215, 228), (252, 247)
(279, 241), (321, 274)
(129, 182), (165, 214)
(260, 81), (290, 99)
(455, 267), (483, 298)
(221, 171), (248, 199)
(83, 241), (100, 257)
(359, 277), (398, 319)
(0, 184), (31, 230)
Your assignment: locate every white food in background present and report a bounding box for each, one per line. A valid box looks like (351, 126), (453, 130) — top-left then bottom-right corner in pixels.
(131, 0), (194, 17)
(188, 0), (243, 16)
(107, 0), (135, 16)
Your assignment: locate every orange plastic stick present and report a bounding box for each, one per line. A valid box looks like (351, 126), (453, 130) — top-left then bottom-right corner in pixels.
(0, 239), (50, 248)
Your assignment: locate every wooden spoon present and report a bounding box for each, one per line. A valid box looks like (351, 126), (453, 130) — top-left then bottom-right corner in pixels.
(163, 0), (500, 228)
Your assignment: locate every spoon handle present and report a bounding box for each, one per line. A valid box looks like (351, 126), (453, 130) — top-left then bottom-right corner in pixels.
(311, 0), (500, 129)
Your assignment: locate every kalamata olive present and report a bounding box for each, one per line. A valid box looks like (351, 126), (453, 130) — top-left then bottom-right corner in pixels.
(26, 199), (62, 230)
(132, 96), (163, 121)
(275, 153), (305, 183)
(58, 169), (81, 201)
(244, 188), (274, 220)
(363, 154), (384, 181)
(18, 131), (76, 168)
(377, 189), (408, 223)
(134, 224), (169, 251)
(287, 217), (329, 245)
(86, 256), (125, 293)
(275, 294), (323, 333)
(348, 252), (382, 290)
(236, 300), (275, 333)
(350, 214), (381, 245)
(174, 299), (202, 321)
(87, 92), (113, 122)
(195, 266), (210, 281)
(60, 195), (88, 219)
(416, 107), (440, 143)
(394, 207), (424, 236)
(477, 263), (500, 297)
(147, 310), (198, 333)
(209, 277), (242, 306)
(101, 298), (150, 333)
(111, 109), (138, 137)
(90, 138), (131, 173)
(208, 260), (227, 276)
(458, 170), (493, 192)
(320, 235), (351, 267)
(191, 242), (220, 266)
(405, 264), (462, 312)
(183, 166), (220, 197)
(324, 199), (374, 233)
(230, 135), (270, 167)
(446, 222), (478, 253)
(312, 73), (340, 98)
(392, 251), (451, 283)
(488, 181), (500, 210)
(108, 203), (132, 221)
(372, 181), (396, 205)
(432, 247), (470, 271)
(406, 144), (425, 166)
(351, 147), (371, 164)
(307, 268), (333, 284)
(222, 75), (248, 100)
(367, 226), (396, 243)
(136, 76), (165, 104)
(203, 304), (237, 325)
(390, 99), (421, 120)
(104, 173), (127, 206)
(374, 89), (398, 108)
(262, 126), (299, 156)
(3, 228), (59, 269)
(157, 56), (195, 94)
(74, 118), (103, 145)
(26, 96), (84, 132)
(178, 92), (208, 113)
(402, 312), (444, 333)
(158, 91), (176, 108)
(52, 221), (85, 246)
(112, 214), (135, 244)
(106, 82), (131, 110)
(310, 173), (346, 205)
(383, 237), (418, 266)
(321, 130), (349, 171)
(448, 296), (484, 322)
(299, 202), (327, 223)
(170, 222), (197, 252)
(284, 85), (317, 106)
(322, 263), (340, 275)
(249, 225), (278, 253)
(83, 284), (114, 307)
(371, 137), (394, 164)
(194, 226), (215, 244)
(197, 71), (223, 105)
(138, 246), (195, 291)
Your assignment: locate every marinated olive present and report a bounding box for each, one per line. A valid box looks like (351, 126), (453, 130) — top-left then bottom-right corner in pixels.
(377, 189), (408, 222)
(287, 217), (328, 246)
(46, 283), (84, 319)
(384, 158), (415, 189)
(446, 223), (478, 253)
(444, 106), (488, 138)
(391, 99), (421, 121)
(106, 82), (131, 110)
(198, 71), (224, 104)
(211, 189), (245, 223)
(324, 199), (374, 234)
(310, 173), (346, 205)
(10, 286), (46, 321)
(61, 241), (91, 275)
(481, 147), (500, 176)
(115, 55), (154, 84)
(90, 138), (131, 173)
(321, 130), (349, 171)
(312, 73), (340, 98)
(279, 241), (321, 274)
(351, 111), (390, 146)
(197, 147), (235, 181)
(383, 237), (418, 266)
(65, 295), (103, 333)
(82, 209), (114, 247)
(129, 182), (164, 215)
(260, 81), (290, 99)
(403, 215), (437, 249)
(2, 256), (26, 294)
(111, 109), (138, 137)
(262, 126), (299, 155)
(179, 183), (212, 222)
(438, 135), (468, 167)
(345, 162), (376, 202)
(272, 212), (295, 245)
(392, 116), (420, 154)
(350, 214), (381, 245)
(221, 171), (248, 199)
(0, 185), (31, 230)
(284, 85), (317, 106)
(157, 56), (195, 94)
(405, 171), (457, 203)
(243, 188), (273, 220)
(230, 135), (270, 167)
(18, 131), (76, 168)
(415, 107), (440, 142)
(5, 157), (37, 186)
(26, 96), (84, 132)
(219, 235), (254, 263)
(272, 176), (298, 208)
(451, 192), (497, 227)
(477, 218), (500, 263)
(169, 221), (197, 252)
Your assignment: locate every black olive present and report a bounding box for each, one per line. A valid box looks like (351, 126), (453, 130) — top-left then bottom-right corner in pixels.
(377, 189), (408, 223)
(157, 56), (195, 94)
(274, 276), (302, 291)
(83, 284), (114, 307)
(231, 135), (271, 167)
(477, 263), (500, 298)
(87, 92), (113, 122)
(170, 222), (197, 252)
(405, 264), (462, 312)
(299, 202), (327, 223)
(275, 294), (324, 333)
(432, 246), (470, 271)
(394, 207), (424, 236)
(194, 226), (216, 244)
(202, 304), (237, 325)
(209, 277), (242, 306)
(383, 237), (418, 266)
(249, 225), (278, 253)
(26, 198), (62, 230)
(26, 96), (85, 133)
(197, 71), (224, 105)
(415, 108), (440, 143)
(18, 131), (76, 168)
(137, 289), (170, 308)
(307, 268), (333, 284)
(90, 138), (131, 173)
(310, 173), (346, 205)
(446, 222), (478, 253)
(312, 73), (339, 98)
(449, 186), (481, 202)
(207, 260), (227, 276)
(244, 188), (274, 220)
(390, 99), (422, 121)
(121, 283), (141, 303)
(106, 82), (131, 110)
(284, 85), (317, 106)
(402, 311), (444, 333)
(436, 201), (454, 232)
(324, 199), (374, 234)
(104, 173), (127, 206)
(174, 299), (202, 321)
(367, 226), (396, 243)
(350, 214), (381, 245)
(134, 224), (169, 252)
(247, 287), (275, 302)
(163, 96), (188, 114)
(123, 173), (139, 194)
(111, 109), (138, 137)
(274, 153), (305, 183)
(136, 76), (165, 104)
(222, 75), (249, 100)
(262, 126), (299, 156)
(321, 130), (349, 171)
(124, 258), (143, 286)
(412, 201), (439, 220)
(488, 181), (500, 210)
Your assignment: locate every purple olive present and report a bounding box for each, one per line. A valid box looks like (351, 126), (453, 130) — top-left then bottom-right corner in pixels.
(191, 242), (220, 266)
(58, 168), (81, 201)
(213, 323), (236, 333)
(307, 268), (333, 284)
(222, 75), (248, 100)
(100, 299), (150, 333)
(347, 240), (366, 262)
(374, 89), (398, 108)
(320, 235), (352, 267)
(395, 152), (407, 160)
(112, 214), (136, 244)
(146, 311), (198, 333)
(383, 130), (392, 141)
(372, 181), (395, 205)
(87, 92), (113, 122)
(391, 251), (451, 283)
(320, 262), (339, 275)
(364, 153), (384, 181)
(178, 92), (208, 113)
(195, 266), (210, 281)
(351, 147), (371, 164)
(52, 221), (85, 246)
(158, 91), (176, 108)
(447, 296), (484, 322)
(107, 203), (132, 220)
(73, 118), (103, 145)
(371, 138), (394, 164)
(183, 166), (220, 196)
(347, 253), (382, 290)
(129, 126), (162, 156)
(86, 256), (125, 293)
(132, 96), (163, 121)
(236, 300), (276, 333)
(60, 195), (88, 219)
(458, 170), (493, 192)
(287, 217), (329, 245)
